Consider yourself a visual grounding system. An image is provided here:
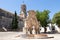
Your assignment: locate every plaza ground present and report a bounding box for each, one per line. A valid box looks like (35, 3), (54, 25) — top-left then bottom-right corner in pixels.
(0, 32), (60, 40)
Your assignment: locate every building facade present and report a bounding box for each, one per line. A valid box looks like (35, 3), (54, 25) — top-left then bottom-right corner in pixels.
(0, 3), (27, 31)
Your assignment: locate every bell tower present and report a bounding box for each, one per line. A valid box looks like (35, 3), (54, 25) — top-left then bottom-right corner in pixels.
(20, 2), (27, 18)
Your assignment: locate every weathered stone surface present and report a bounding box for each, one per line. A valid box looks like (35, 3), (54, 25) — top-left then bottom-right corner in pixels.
(0, 8), (24, 31)
(24, 10), (40, 34)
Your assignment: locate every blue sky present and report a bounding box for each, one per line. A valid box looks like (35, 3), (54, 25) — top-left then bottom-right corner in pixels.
(0, 0), (60, 19)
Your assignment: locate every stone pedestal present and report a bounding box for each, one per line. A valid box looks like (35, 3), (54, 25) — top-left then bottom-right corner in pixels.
(23, 27), (26, 34)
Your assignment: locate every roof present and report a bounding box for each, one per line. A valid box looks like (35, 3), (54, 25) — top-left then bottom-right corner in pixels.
(0, 8), (14, 15)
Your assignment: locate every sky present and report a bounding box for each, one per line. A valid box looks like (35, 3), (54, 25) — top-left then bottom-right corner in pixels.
(0, 0), (60, 19)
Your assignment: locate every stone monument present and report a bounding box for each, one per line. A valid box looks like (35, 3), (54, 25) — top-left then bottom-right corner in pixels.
(24, 10), (40, 34)
(22, 10), (54, 39)
(20, 3), (54, 39)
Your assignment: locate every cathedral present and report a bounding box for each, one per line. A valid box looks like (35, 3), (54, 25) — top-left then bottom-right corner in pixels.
(0, 3), (27, 31)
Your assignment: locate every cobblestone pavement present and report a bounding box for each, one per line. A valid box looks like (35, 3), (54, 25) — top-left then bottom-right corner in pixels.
(0, 32), (60, 40)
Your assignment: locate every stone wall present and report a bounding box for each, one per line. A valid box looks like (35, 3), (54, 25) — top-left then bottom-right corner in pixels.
(0, 8), (24, 31)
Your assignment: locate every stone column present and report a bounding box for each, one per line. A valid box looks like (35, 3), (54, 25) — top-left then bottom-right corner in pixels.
(32, 26), (35, 34)
(23, 19), (28, 34)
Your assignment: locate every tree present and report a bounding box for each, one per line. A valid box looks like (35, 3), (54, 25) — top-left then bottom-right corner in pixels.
(11, 11), (18, 30)
(36, 10), (50, 33)
(52, 11), (60, 28)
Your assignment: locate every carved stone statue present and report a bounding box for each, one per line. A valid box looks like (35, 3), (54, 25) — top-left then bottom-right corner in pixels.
(24, 10), (40, 34)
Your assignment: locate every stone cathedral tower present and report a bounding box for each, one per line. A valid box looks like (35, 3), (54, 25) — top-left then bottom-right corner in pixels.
(20, 3), (27, 19)
(19, 3), (27, 31)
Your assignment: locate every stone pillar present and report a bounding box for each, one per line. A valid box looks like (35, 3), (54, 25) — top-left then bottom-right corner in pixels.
(32, 26), (36, 34)
(23, 19), (28, 34)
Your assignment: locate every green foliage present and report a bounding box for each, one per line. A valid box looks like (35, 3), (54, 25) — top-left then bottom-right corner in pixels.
(36, 10), (50, 27)
(36, 11), (41, 21)
(52, 11), (60, 27)
(12, 11), (18, 30)
(36, 10), (50, 32)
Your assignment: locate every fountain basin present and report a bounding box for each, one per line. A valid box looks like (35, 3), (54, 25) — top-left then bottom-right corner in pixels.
(26, 34), (54, 39)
